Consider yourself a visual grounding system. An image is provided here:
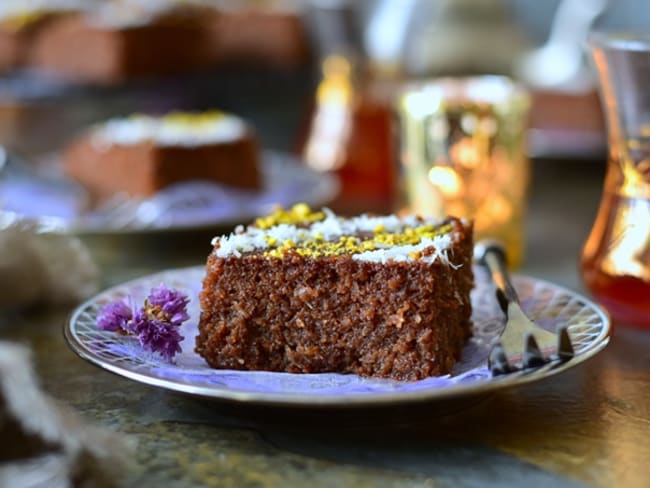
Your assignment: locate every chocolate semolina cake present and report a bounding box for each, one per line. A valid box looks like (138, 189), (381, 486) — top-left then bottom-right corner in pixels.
(28, 2), (214, 84)
(205, 6), (310, 70)
(0, 7), (81, 73)
(64, 110), (261, 201)
(197, 204), (474, 381)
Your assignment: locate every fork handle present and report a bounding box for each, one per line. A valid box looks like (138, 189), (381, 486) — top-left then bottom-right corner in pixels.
(475, 240), (520, 313)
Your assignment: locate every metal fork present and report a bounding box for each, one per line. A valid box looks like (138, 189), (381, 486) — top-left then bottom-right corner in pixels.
(475, 240), (575, 376)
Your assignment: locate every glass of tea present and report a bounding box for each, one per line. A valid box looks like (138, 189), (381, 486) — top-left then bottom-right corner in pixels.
(580, 32), (650, 329)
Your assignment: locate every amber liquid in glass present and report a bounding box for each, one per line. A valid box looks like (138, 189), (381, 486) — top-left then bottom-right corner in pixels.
(580, 156), (650, 328)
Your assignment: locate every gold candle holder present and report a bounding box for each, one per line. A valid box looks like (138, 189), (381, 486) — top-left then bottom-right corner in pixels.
(398, 76), (531, 268)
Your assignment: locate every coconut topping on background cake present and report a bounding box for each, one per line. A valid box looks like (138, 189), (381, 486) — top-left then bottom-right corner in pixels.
(0, 0), (86, 26)
(91, 111), (248, 148)
(213, 204), (464, 266)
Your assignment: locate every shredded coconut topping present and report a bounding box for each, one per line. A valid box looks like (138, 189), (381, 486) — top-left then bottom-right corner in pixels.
(213, 204), (462, 266)
(0, 0), (85, 21)
(91, 111), (247, 148)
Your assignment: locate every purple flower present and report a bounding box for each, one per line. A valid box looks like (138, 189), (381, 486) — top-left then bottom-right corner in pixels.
(96, 284), (190, 362)
(146, 284), (190, 325)
(97, 299), (133, 333)
(137, 319), (184, 362)
(129, 309), (151, 336)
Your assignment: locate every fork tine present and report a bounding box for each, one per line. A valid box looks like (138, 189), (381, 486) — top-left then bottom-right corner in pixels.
(476, 239), (576, 377)
(489, 343), (515, 376)
(557, 326), (575, 362)
(491, 330), (575, 378)
(523, 333), (548, 369)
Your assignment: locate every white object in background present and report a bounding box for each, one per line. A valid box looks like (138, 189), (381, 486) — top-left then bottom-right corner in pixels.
(363, 0), (418, 71)
(517, 0), (609, 92)
(404, 0), (530, 77)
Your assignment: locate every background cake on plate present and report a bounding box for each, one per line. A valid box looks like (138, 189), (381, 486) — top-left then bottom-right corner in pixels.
(28, 0), (213, 84)
(6, 0), (310, 83)
(197, 204), (474, 381)
(64, 110), (261, 201)
(0, 1), (85, 73)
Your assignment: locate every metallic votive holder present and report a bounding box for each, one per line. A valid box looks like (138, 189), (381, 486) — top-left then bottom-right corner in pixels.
(398, 76), (531, 267)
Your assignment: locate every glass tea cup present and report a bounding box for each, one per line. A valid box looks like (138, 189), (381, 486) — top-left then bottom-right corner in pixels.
(580, 32), (650, 329)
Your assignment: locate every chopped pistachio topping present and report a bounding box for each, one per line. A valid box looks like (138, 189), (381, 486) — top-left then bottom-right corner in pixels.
(2, 11), (48, 29)
(249, 204), (452, 259)
(263, 223), (452, 259)
(161, 110), (225, 127)
(215, 204), (460, 265)
(255, 203), (326, 230)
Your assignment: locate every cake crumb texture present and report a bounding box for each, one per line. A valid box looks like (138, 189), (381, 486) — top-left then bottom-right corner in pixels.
(197, 206), (474, 381)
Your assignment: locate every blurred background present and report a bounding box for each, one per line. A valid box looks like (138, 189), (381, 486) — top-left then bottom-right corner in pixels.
(0, 0), (648, 235)
(0, 2), (642, 139)
(3, 4), (650, 485)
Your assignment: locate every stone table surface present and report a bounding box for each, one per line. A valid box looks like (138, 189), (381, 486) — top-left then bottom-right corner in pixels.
(2, 160), (649, 488)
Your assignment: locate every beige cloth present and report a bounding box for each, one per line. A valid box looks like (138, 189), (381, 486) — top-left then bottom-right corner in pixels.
(0, 341), (133, 488)
(0, 214), (99, 308)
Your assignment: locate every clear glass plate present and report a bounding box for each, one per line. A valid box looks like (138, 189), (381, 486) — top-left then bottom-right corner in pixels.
(64, 266), (610, 407)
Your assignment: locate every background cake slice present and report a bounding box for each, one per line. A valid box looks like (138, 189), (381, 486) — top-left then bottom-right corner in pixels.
(64, 110), (261, 201)
(28, 1), (214, 83)
(197, 205), (474, 381)
(0, 3), (84, 73)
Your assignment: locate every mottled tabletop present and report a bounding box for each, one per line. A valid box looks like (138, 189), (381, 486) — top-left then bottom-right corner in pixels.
(3, 160), (649, 488)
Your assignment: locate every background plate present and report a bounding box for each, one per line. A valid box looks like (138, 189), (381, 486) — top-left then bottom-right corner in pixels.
(65, 266), (610, 407)
(0, 150), (339, 235)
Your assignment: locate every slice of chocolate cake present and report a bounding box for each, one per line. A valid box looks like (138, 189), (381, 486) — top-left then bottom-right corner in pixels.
(197, 204), (474, 381)
(64, 110), (261, 201)
(0, 4), (83, 73)
(28, 1), (214, 83)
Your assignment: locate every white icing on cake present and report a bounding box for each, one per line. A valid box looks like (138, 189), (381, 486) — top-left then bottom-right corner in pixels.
(213, 210), (460, 266)
(91, 112), (248, 148)
(0, 0), (86, 21)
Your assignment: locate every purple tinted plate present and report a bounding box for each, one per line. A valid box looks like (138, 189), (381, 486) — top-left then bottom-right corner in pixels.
(1, 150), (339, 235)
(64, 266), (610, 407)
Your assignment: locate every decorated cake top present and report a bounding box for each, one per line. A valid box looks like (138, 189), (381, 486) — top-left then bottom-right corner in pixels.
(86, 0), (210, 29)
(0, 0), (84, 27)
(213, 204), (466, 266)
(92, 111), (248, 148)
